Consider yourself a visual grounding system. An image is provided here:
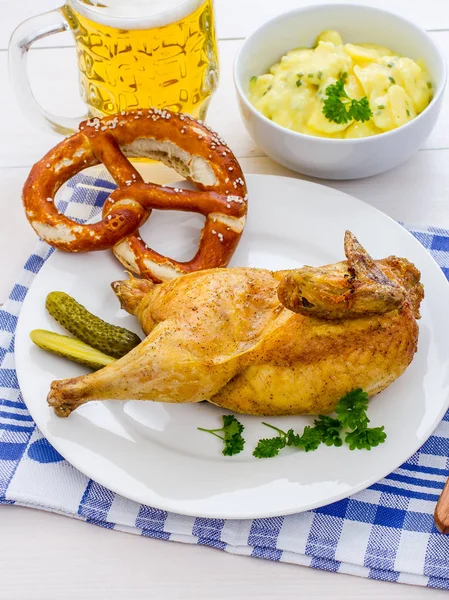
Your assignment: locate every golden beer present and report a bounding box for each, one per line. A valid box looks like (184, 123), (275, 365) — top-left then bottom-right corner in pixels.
(62, 0), (219, 119)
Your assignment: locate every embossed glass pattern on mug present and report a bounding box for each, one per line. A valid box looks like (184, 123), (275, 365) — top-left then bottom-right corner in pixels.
(62, 0), (219, 119)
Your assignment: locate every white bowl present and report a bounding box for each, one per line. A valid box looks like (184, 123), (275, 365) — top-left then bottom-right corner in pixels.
(234, 3), (447, 180)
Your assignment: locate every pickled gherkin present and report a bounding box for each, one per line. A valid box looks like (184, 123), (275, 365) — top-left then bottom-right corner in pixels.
(30, 330), (115, 370)
(45, 291), (141, 359)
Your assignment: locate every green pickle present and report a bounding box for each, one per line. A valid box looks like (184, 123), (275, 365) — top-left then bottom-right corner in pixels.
(30, 330), (115, 370)
(45, 291), (141, 359)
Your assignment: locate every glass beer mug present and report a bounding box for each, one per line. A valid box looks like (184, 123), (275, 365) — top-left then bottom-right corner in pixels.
(9, 0), (219, 135)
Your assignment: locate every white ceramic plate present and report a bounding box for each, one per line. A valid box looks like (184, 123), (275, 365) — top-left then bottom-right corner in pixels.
(15, 174), (449, 519)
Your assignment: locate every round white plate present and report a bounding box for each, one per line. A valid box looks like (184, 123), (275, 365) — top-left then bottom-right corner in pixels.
(15, 174), (449, 519)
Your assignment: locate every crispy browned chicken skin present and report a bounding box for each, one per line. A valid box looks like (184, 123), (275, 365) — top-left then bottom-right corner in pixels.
(48, 232), (423, 417)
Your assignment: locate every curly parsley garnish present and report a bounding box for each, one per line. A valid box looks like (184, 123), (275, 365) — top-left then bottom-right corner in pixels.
(336, 388), (369, 429)
(199, 390), (386, 458)
(252, 422), (322, 458)
(198, 414), (245, 456)
(322, 75), (373, 124)
(251, 422), (300, 458)
(252, 433), (288, 459)
(313, 415), (343, 447)
(253, 388), (386, 458)
(345, 425), (387, 450)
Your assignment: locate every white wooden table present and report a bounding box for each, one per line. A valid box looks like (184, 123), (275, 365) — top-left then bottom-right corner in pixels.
(1, 1), (448, 598)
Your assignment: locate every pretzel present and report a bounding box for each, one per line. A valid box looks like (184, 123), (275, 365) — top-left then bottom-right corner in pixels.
(23, 109), (248, 282)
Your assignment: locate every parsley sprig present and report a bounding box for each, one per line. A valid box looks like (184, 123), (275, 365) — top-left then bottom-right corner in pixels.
(253, 389), (386, 458)
(322, 75), (373, 124)
(198, 414), (245, 456)
(253, 423), (297, 458)
(199, 390), (386, 458)
(336, 388), (369, 429)
(345, 425), (386, 450)
(314, 415), (343, 447)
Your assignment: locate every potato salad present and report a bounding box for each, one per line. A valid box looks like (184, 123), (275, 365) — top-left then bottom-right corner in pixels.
(248, 30), (432, 138)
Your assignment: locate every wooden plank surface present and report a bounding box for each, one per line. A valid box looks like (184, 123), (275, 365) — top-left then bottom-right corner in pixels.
(0, 506), (446, 600)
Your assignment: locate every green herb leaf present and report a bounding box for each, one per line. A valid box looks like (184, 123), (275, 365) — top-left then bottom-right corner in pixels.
(252, 388), (386, 459)
(287, 429), (303, 447)
(223, 433), (245, 456)
(335, 388), (369, 430)
(323, 94), (353, 124)
(253, 422), (289, 458)
(325, 76), (349, 99)
(296, 425), (323, 452)
(253, 421), (324, 458)
(389, 76), (396, 84)
(222, 414), (243, 434)
(198, 414), (245, 456)
(348, 97), (372, 122)
(296, 74), (303, 87)
(253, 436), (286, 458)
(314, 415), (343, 447)
(322, 76), (372, 124)
(250, 76), (257, 84)
(345, 426), (387, 450)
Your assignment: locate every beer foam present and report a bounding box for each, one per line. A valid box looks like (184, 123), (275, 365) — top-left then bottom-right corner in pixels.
(71, 0), (206, 29)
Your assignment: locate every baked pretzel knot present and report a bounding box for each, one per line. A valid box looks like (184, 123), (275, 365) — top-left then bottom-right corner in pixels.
(23, 109), (248, 282)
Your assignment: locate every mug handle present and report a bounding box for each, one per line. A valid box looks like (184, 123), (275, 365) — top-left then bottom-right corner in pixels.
(9, 9), (87, 135)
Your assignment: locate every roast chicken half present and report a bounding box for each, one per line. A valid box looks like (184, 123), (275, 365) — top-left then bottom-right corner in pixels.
(48, 232), (424, 417)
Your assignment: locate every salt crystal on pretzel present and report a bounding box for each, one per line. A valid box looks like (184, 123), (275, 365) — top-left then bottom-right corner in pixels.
(22, 110), (248, 282)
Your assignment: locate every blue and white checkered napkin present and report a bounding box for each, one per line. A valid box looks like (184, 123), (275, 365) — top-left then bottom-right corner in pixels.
(1, 172), (449, 591)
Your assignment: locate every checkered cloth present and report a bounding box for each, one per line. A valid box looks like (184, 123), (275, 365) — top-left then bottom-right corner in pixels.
(1, 173), (449, 590)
